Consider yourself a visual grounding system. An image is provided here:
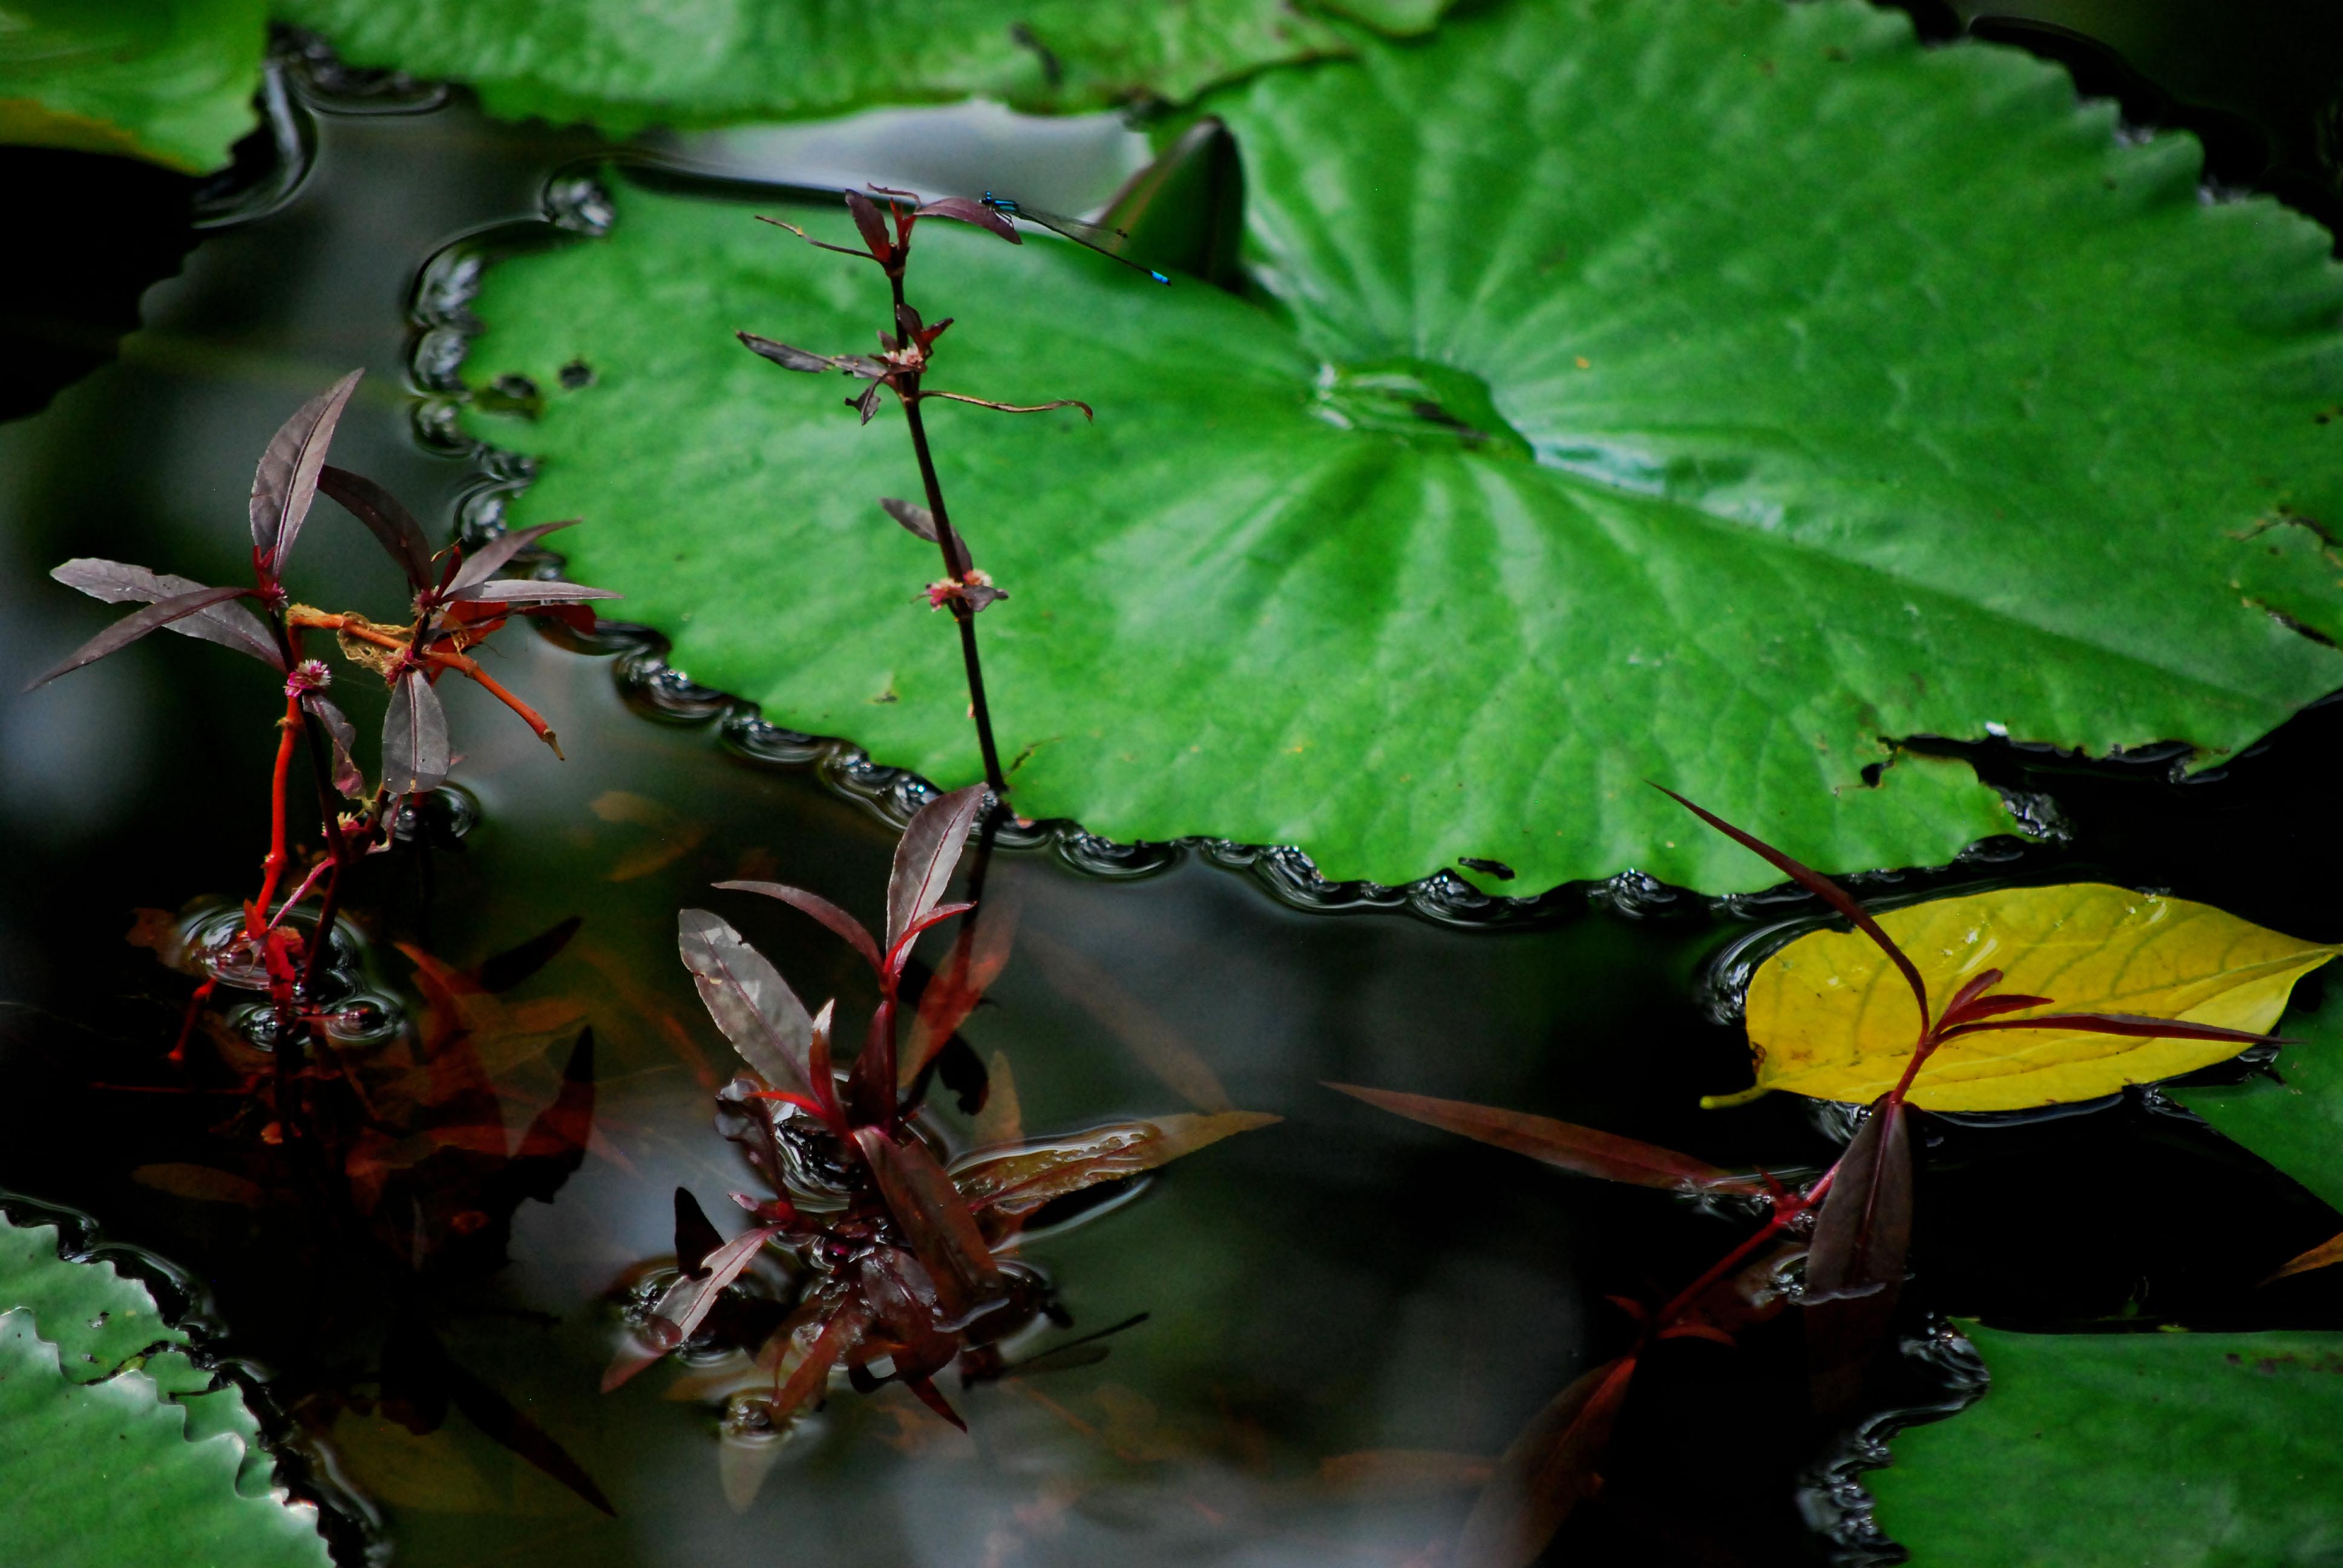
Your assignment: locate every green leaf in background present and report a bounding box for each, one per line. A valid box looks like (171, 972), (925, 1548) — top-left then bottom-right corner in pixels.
(461, 0), (2343, 893)
(0, 1214), (332, 1567)
(268, 0), (1447, 131)
(1871, 1324), (2343, 1566)
(2175, 987), (2343, 1214)
(0, 0), (266, 174)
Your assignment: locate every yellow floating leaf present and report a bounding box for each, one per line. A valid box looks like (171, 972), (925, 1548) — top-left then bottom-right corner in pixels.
(1733, 885), (2337, 1112)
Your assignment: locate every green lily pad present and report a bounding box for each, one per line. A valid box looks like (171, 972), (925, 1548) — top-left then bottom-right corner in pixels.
(0, 1215), (331, 1567)
(0, 0), (266, 174)
(1872, 1324), (2343, 1566)
(268, 0), (1447, 131)
(2174, 990), (2343, 1214)
(460, 0), (2343, 893)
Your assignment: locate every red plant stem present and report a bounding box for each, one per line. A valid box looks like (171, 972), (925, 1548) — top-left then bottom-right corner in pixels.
(1653, 1167), (1838, 1334)
(886, 266), (1009, 797)
(249, 688), (304, 935)
(425, 648), (562, 755)
(1653, 1001), (1948, 1341)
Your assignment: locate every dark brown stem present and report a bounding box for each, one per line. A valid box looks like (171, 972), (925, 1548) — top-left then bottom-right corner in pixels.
(888, 269), (1009, 797)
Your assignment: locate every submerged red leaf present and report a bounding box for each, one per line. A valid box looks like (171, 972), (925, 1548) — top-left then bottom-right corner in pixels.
(901, 896), (1017, 1088)
(1326, 1083), (1765, 1195)
(1456, 1354), (1639, 1568)
(854, 1127), (1003, 1324)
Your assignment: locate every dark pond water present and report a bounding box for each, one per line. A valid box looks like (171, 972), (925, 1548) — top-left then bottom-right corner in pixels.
(4, 23), (2343, 1568)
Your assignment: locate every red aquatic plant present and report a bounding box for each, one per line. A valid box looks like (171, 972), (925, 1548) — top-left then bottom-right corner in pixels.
(30, 371), (617, 1084)
(739, 186), (1095, 796)
(1333, 786), (2279, 1568)
(606, 785), (1274, 1449)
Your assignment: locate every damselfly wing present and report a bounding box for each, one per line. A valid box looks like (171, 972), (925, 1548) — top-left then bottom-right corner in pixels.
(978, 192), (1171, 285)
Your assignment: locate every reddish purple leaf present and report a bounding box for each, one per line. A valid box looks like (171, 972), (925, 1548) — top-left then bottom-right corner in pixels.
(251, 369), (362, 572)
(444, 520), (580, 598)
(382, 667), (449, 795)
(1935, 1011), (2281, 1047)
(737, 332), (841, 373)
(770, 1300), (868, 1420)
(50, 559), (281, 667)
(1805, 1096), (1913, 1416)
(886, 785), (988, 949)
(301, 693), (366, 797)
(843, 189), (893, 260)
(806, 999), (838, 1118)
(655, 1223), (784, 1348)
(963, 583), (1008, 613)
(1939, 969), (2004, 1021)
(853, 381), (886, 424)
(446, 578), (621, 604)
(854, 1126), (1003, 1324)
(1937, 991), (2057, 1028)
(1456, 1354), (1639, 1568)
(951, 1112), (1280, 1219)
(1656, 785), (1932, 1040)
(713, 880), (882, 973)
(913, 196), (1021, 243)
(676, 908), (816, 1096)
(885, 900), (975, 981)
(880, 497), (939, 542)
(318, 465), (435, 590)
(1326, 1083), (1765, 1195)
(26, 584), (257, 690)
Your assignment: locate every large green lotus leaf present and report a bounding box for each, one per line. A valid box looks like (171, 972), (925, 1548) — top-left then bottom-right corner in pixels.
(2175, 990), (2343, 1213)
(1872, 1325), (2343, 1566)
(0, 1217), (330, 1567)
(268, 0), (1446, 131)
(460, 0), (2343, 894)
(0, 0), (266, 174)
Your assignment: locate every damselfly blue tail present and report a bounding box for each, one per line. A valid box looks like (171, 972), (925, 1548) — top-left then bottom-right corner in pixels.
(980, 192), (1171, 285)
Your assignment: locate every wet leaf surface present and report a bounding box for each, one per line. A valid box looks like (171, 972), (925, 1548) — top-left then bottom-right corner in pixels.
(1740, 885), (2336, 1111)
(271, 0), (1452, 131)
(465, 0), (2343, 892)
(1873, 1324), (2343, 1566)
(0, 1215), (330, 1566)
(0, 0), (267, 174)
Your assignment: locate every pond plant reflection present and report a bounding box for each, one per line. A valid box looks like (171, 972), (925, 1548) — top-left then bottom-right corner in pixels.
(606, 786), (1275, 1504)
(1335, 789), (2290, 1568)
